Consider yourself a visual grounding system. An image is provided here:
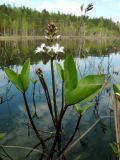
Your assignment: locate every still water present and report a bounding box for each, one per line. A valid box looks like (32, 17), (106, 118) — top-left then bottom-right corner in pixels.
(0, 39), (120, 160)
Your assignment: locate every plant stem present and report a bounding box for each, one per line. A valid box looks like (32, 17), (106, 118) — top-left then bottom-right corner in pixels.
(61, 81), (64, 113)
(57, 81), (64, 156)
(25, 136), (54, 159)
(23, 92), (48, 155)
(32, 83), (38, 118)
(37, 74), (55, 127)
(57, 115), (81, 158)
(49, 105), (69, 159)
(114, 94), (120, 157)
(1, 146), (14, 160)
(51, 58), (58, 122)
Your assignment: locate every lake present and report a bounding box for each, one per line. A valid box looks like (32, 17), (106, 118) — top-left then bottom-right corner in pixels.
(0, 38), (120, 160)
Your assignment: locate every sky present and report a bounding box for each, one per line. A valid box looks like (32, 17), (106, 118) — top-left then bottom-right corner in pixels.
(0, 0), (120, 22)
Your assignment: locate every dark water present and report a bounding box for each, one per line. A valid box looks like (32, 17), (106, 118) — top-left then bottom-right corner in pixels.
(0, 39), (120, 160)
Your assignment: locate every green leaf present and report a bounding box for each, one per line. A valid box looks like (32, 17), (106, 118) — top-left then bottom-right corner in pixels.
(56, 63), (64, 80)
(110, 143), (118, 154)
(75, 103), (82, 115)
(64, 54), (78, 92)
(75, 102), (94, 115)
(81, 102), (94, 115)
(4, 59), (30, 93)
(4, 68), (18, 85)
(4, 68), (24, 92)
(31, 78), (38, 84)
(21, 59), (30, 91)
(113, 84), (120, 94)
(0, 133), (6, 140)
(64, 54), (105, 106)
(65, 74), (105, 105)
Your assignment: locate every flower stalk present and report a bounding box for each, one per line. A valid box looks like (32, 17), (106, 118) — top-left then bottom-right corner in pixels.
(51, 58), (58, 124)
(36, 68), (56, 127)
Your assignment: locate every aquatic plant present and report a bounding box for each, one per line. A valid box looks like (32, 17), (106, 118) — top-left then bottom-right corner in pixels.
(112, 85), (120, 160)
(3, 14), (107, 159)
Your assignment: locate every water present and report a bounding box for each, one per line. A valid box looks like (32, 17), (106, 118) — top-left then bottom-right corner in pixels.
(0, 39), (120, 160)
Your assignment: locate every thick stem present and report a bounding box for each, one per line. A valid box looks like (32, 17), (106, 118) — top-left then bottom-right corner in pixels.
(51, 58), (58, 122)
(49, 105), (68, 159)
(57, 81), (64, 156)
(114, 94), (120, 157)
(25, 136), (54, 159)
(23, 92), (48, 154)
(38, 75), (55, 127)
(58, 115), (81, 158)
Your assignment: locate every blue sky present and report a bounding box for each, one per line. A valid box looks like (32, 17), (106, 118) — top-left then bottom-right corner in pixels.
(0, 0), (120, 22)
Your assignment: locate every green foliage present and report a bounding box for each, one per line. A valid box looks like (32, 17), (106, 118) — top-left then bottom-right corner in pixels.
(4, 59), (30, 93)
(64, 54), (105, 106)
(113, 84), (120, 94)
(0, 4), (119, 36)
(21, 59), (30, 90)
(64, 54), (78, 91)
(31, 78), (38, 84)
(113, 84), (120, 101)
(75, 102), (94, 115)
(110, 143), (120, 158)
(0, 133), (6, 140)
(56, 63), (64, 80)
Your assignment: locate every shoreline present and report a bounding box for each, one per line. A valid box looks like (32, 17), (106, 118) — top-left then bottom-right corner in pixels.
(0, 35), (119, 41)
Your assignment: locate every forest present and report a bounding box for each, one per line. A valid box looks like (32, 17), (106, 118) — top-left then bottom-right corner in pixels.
(0, 4), (120, 37)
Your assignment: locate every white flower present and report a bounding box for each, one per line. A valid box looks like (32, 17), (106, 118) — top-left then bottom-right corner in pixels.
(35, 43), (46, 53)
(52, 43), (64, 53)
(56, 35), (61, 39)
(35, 43), (64, 55)
(46, 46), (52, 53)
(45, 36), (50, 40)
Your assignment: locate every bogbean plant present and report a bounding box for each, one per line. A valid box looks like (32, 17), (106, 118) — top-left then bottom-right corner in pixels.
(111, 85), (120, 160)
(4, 22), (106, 159)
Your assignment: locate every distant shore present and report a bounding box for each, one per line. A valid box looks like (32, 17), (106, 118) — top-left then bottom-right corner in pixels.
(0, 35), (120, 41)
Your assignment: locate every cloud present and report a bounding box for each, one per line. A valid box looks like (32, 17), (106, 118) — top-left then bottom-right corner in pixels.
(0, 0), (119, 22)
(34, 0), (93, 16)
(37, 0), (81, 15)
(102, 0), (113, 2)
(1, 0), (83, 16)
(0, 0), (33, 8)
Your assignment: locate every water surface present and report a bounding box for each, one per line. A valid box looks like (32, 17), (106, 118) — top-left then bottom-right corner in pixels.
(0, 39), (120, 160)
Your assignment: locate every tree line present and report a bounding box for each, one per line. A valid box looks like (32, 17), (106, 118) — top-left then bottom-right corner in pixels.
(0, 4), (119, 37)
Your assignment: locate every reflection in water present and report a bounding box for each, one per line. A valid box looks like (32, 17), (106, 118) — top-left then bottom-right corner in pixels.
(0, 38), (120, 67)
(0, 39), (120, 159)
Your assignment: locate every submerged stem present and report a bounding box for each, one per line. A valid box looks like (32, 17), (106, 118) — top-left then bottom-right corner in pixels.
(23, 92), (48, 155)
(32, 83), (39, 118)
(1, 146), (14, 160)
(49, 105), (69, 159)
(57, 115), (81, 158)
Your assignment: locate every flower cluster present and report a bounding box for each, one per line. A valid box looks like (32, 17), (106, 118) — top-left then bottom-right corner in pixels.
(35, 22), (64, 57)
(45, 22), (61, 42)
(35, 43), (64, 54)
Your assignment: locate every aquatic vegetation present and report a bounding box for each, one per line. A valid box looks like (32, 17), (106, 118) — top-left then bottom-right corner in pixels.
(0, 3), (119, 160)
(3, 21), (107, 159)
(113, 85), (120, 160)
(110, 142), (120, 159)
